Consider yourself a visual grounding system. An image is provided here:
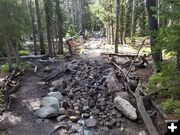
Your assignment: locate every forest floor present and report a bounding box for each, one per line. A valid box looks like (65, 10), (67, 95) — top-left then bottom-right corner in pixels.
(0, 38), (166, 135)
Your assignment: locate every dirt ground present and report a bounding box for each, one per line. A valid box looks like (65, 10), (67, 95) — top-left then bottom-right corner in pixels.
(0, 38), (165, 135)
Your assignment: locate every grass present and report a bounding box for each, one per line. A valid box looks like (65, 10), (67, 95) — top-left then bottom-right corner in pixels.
(19, 50), (31, 56)
(147, 59), (180, 118)
(0, 62), (34, 73)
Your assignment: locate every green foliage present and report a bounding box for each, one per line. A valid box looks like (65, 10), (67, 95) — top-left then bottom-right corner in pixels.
(65, 25), (77, 38)
(19, 50), (31, 56)
(0, 62), (33, 73)
(161, 98), (180, 115)
(148, 60), (180, 99)
(0, 0), (30, 51)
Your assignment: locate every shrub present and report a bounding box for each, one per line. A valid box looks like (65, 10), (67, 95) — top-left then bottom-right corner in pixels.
(161, 98), (180, 115)
(19, 50), (31, 56)
(0, 62), (33, 72)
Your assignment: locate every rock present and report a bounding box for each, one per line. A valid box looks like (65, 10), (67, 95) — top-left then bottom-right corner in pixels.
(82, 106), (90, 112)
(59, 107), (67, 115)
(139, 130), (148, 135)
(43, 66), (52, 72)
(68, 92), (74, 98)
(36, 106), (59, 118)
(69, 116), (79, 122)
(106, 68), (124, 93)
(48, 92), (63, 101)
(105, 122), (113, 129)
(89, 100), (96, 108)
(115, 91), (130, 101)
(51, 79), (63, 87)
(114, 96), (137, 120)
(75, 110), (81, 115)
(82, 113), (90, 118)
(85, 117), (98, 128)
(67, 109), (75, 116)
(57, 115), (67, 122)
(91, 107), (100, 115)
(36, 118), (43, 124)
(61, 101), (69, 109)
(41, 96), (60, 111)
(37, 81), (46, 86)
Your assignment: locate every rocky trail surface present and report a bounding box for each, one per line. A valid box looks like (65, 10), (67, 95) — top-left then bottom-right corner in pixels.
(0, 38), (165, 135)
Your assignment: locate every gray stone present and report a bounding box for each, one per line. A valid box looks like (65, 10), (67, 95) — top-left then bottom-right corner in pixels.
(82, 113), (90, 118)
(82, 106), (90, 112)
(115, 91), (130, 101)
(85, 117), (98, 128)
(41, 96), (60, 111)
(69, 116), (79, 122)
(48, 92), (63, 101)
(36, 106), (59, 118)
(59, 107), (67, 115)
(114, 96), (137, 120)
(57, 115), (67, 122)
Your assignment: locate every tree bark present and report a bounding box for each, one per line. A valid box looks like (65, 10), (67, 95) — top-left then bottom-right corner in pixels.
(28, 0), (37, 55)
(4, 36), (12, 71)
(115, 0), (120, 53)
(35, 0), (45, 54)
(146, 0), (162, 66)
(122, 0), (128, 45)
(44, 0), (53, 57)
(55, 0), (64, 54)
(131, 0), (136, 40)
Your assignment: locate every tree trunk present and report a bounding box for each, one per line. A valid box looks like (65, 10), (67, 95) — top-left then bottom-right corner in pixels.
(28, 0), (37, 55)
(55, 0), (63, 54)
(131, 0), (136, 40)
(146, 0), (162, 66)
(115, 0), (120, 53)
(44, 0), (53, 57)
(35, 0), (45, 54)
(4, 36), (12, 71)
(122, 0), (127, 45)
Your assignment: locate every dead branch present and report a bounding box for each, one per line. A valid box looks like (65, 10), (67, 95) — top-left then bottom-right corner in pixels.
(135, 83), (159, 135)
(150, 99), (168, 120)
(125, 39), (145, 78)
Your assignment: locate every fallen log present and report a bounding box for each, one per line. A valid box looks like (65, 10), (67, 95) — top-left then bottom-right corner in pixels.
(101, 53), (141, 58)
(135, 83), (159, 135)
(0, 54), (49, 61)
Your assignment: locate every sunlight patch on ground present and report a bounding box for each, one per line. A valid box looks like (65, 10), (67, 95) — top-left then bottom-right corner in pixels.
(22, 98), (41, 110)
(1, 112), (22, 125)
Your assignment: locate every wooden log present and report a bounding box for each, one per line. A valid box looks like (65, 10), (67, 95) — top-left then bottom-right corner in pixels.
(135, 83), (159, 135)
(101, 53), (139, 58)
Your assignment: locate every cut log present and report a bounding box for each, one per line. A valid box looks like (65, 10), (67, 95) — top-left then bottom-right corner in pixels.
(135, 83), (159, 135)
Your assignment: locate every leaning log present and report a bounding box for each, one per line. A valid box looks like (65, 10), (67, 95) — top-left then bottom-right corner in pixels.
(135, 83), (159, 135)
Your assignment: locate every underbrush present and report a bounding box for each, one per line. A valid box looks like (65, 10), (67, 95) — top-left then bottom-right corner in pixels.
(19, 50), (31, 56)
(147, 59), (180, 117)
(0, 62), (34, 73)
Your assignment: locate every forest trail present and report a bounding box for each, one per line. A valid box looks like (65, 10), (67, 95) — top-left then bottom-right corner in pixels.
(0, 38), (163, 135)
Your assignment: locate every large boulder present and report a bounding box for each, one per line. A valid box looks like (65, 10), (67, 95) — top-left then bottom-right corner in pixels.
(36, 106), (59, 118)
(114, 96), (137, 120)
(41, 96), (60, 111)
(48, 92), (63, 101)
